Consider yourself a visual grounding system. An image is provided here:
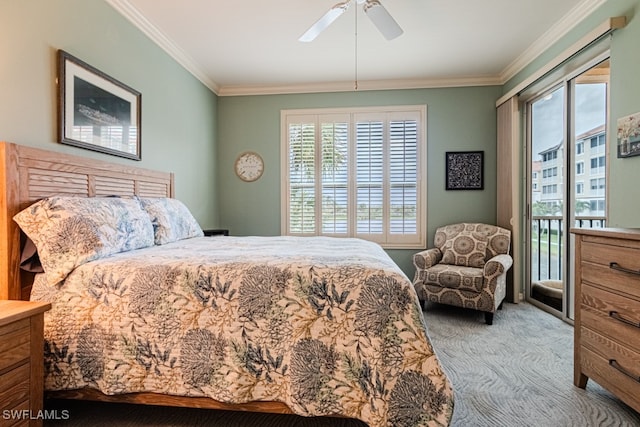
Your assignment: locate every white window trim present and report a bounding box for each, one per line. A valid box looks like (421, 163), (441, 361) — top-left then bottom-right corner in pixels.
(280, 105), (427, 249)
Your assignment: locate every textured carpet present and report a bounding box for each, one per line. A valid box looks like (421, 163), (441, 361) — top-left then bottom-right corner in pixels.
(42, 302), (640, 426)
(424, 302), (640, 427)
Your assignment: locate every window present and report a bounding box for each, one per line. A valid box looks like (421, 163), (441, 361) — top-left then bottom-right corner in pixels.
(590, 134), (605, 153)
(589, 199), (605, 213)
(576, 161), (584, 175)
(542, 151), (558, 162)
(576, 182), (584, 195)
(590, 156), (605, 174)
(542, 167), (557, 178)
(590, 177), (605, 196)
(576, 141), (584, 155)
(282, 106), (426, 248)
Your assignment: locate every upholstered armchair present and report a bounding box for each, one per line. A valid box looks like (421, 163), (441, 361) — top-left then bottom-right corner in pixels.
(413, 223), (513, 325)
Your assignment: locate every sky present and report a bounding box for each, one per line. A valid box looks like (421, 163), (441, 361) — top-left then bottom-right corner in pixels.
(531, 83), (607, 157)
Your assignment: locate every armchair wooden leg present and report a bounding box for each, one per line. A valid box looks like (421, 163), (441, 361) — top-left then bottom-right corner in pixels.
(484, 312), (494, 325)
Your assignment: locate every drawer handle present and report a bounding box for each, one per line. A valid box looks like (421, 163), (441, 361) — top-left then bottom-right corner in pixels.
(609, 359), (640, 383)
(609, 311), (640, 328)
(609, 262), (640, 276)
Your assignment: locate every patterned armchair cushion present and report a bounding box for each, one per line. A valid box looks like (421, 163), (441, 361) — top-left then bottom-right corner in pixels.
(425, 263), (485, 293)
(435, 223), (487, 268)
(485, 228), (511, 258)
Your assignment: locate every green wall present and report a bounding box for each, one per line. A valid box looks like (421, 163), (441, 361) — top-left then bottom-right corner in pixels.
(608, 0), (640, 227)
(0, 0), (219, 228)
(217, 87), (502, 276)
(503, 0), (640, 228)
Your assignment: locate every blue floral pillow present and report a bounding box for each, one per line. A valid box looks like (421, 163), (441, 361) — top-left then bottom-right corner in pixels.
(13, 196), (155, 286)
(137, 197), (203, 245)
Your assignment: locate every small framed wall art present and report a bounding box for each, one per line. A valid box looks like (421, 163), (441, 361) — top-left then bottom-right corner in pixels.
(58, 50), (141, 160)
(446, 151), (484, 190)
(617, 111), (640, 158)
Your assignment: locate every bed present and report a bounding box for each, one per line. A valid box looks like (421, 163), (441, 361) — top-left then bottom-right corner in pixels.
(0, 141), (454, 427)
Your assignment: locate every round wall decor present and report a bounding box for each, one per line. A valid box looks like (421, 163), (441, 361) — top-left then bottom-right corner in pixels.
(234, 151), (264, 182)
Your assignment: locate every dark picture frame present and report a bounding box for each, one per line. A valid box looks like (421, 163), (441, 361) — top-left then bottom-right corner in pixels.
(446, 151), (484, 190)
(58, 50), (141, 160)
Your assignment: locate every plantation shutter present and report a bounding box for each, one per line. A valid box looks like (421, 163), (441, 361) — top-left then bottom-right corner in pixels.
(283, 107), (426, 249)
(320, 116), (349, 235)
(288, 117), (316, 234)
(355, 114), (385, 240)
(389, 114), (418, 237)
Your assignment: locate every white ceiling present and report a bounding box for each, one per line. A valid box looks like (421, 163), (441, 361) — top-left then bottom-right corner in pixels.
(105, 0), (605, 96)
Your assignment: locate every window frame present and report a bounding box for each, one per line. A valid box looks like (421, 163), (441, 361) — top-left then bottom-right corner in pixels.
(280, 105), (427, 249)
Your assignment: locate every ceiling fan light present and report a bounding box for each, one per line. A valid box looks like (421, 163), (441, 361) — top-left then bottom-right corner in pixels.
(364, 0), (403, 40)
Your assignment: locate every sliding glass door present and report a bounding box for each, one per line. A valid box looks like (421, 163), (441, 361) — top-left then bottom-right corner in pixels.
(526, 59), (609, 320)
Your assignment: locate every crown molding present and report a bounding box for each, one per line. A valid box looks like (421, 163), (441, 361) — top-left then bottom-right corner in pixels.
(104, 0), (220, 94)
(497, 16), (625, 106)
(500, 0), (607, 83)
(217, 75), (503, 97)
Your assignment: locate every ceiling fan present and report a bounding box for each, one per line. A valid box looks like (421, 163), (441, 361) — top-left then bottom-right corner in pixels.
(299, 0), (403, 42)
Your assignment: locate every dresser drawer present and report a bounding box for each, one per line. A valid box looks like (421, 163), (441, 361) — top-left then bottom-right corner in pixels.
(581, 241), (640, 299)
(0, 301), (50, 427)
(0, 362), (30, 411)
(580, 342), (640, 413)
(581, 283), (640, 352)
(0, 319), (30, 372)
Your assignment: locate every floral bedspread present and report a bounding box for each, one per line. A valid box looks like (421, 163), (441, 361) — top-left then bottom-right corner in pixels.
(30, 236), (454, 426)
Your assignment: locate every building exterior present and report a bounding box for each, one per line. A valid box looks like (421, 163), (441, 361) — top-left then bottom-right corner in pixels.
(575, 124), (606, 216)
(535, 124), (606, 218)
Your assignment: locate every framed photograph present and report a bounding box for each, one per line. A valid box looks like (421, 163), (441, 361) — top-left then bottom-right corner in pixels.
(58, 50), (141, 160)
(617, 111), (640, 158)
(446, 151), (484, 190)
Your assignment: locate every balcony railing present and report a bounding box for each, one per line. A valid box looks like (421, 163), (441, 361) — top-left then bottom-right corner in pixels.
(531, 216), (606, 282)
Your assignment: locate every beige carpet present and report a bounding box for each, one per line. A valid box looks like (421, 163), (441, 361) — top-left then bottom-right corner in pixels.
(42, 302), (640, 426)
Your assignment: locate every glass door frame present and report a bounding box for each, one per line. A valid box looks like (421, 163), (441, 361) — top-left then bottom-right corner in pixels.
(525, 83), (569, 321)
(523, 52), (610, 323)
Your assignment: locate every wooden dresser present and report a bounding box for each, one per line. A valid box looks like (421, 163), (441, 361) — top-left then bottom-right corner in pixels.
(572, 228), (640, 413)
(0, 300), (51, 427)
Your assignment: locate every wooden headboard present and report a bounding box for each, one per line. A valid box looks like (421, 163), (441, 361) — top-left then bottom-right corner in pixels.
(0, 141), (174, 301)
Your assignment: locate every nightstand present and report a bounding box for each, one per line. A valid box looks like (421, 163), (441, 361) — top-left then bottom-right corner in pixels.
(203, 229), (229, 236)
(0, 300), (51, 427)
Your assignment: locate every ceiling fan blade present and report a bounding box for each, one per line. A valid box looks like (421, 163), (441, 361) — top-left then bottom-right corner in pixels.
(364, 0), (403, 40)
(299, 1), (352, 42)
